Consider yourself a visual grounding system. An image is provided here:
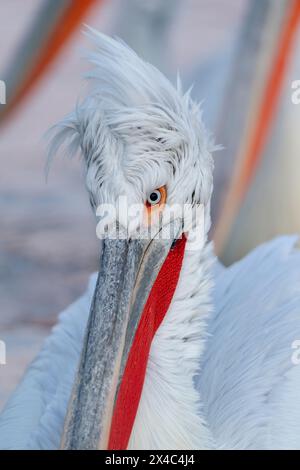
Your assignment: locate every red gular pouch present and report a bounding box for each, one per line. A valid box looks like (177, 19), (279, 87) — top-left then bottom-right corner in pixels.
(108, 235), (187, 450)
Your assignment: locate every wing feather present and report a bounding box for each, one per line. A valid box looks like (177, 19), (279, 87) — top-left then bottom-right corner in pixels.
(198, 236), (300, 449)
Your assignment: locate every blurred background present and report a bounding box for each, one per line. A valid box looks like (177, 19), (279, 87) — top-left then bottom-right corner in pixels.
(0, 0), (299, 409)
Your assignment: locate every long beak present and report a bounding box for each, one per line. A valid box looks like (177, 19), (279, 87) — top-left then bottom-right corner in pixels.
(61, 226), (180, 450)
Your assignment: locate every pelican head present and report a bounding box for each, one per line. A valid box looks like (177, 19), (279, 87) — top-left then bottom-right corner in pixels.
(49, 29), (215, 449)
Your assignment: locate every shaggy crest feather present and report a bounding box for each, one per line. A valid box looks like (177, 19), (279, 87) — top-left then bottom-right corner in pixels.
(48, 28), (215, 216)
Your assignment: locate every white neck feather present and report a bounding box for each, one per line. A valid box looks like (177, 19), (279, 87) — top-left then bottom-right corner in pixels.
(128, 238), (215, 450)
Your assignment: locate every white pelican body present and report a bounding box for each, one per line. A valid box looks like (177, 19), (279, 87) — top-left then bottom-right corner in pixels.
(0, 31), (300, 450)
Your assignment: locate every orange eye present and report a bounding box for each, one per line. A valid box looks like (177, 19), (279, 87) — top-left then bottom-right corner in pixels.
(145, 186), (167, 225)
(146, 186), (167, 208)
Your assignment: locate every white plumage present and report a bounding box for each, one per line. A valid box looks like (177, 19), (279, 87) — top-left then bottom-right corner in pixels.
(1, 30), (300, 450)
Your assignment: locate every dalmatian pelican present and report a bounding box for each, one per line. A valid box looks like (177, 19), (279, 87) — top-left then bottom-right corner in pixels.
(0, 30), (300, 450)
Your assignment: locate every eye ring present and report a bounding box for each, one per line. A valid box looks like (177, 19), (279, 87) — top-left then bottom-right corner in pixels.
(145, 186), (167, 212)
(147, 189), (162, 206)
